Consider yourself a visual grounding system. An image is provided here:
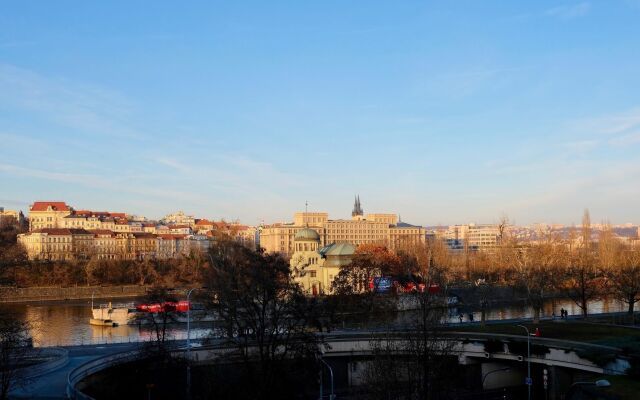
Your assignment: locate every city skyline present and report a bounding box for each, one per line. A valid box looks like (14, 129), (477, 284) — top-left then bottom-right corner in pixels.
(2, 1), (640, 225)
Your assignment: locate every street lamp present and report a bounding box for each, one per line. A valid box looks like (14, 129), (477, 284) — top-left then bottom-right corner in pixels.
(186, 286), (208, 400)
(516, 324), (531, 400)
(318, 356), (335, 400)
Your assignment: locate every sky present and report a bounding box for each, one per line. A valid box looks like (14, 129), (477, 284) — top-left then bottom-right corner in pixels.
(1, 1), (640, 226)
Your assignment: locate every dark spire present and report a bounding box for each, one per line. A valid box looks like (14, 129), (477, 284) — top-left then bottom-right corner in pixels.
(352, 195), (363, 217)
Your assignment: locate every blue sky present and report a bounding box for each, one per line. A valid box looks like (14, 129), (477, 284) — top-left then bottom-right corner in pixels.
(1, 1), (640, 226)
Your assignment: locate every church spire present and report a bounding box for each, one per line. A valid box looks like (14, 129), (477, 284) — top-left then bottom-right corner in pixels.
(352, 195), (363, 217)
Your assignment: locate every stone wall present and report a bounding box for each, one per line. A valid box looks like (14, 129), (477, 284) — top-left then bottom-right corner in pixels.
(0, 285), (148, 302)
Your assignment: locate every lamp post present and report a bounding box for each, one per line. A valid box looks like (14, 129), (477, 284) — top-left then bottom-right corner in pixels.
(318, 356), (335, 400)
(186, 286), (207, 400)
(517, 324), (531, 400)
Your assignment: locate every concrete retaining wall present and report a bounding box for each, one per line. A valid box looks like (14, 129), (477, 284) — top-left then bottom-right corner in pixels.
(0, 285), (149, 303)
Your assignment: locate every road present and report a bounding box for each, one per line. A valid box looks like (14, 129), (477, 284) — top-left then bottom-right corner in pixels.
(10, 342), (141, 399)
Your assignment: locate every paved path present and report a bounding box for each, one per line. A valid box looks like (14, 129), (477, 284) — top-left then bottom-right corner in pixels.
(10, 343), (140, 399)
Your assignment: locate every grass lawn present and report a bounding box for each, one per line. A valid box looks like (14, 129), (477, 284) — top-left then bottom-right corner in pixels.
(447, 321), (640, 353)
(601, 375), (640, 400)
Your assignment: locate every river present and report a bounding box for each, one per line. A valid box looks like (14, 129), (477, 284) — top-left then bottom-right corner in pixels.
(1, 296), (629, 347)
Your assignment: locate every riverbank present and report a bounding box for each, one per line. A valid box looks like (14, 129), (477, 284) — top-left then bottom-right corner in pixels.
(0, 285), (150, 303)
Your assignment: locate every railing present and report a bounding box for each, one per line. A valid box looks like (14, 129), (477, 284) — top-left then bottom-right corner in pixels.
(67, 349), (143, 400)
(65, 330), (633, 398)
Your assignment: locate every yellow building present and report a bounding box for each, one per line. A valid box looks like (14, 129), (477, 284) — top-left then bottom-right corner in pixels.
(28, 201), (72, 230)
(260, 223), (327, 255)
(290, 227), (355, 296)
(0, 207), (22, 224)
(18, 228), (94, 261)
(260, 198), (425, 257)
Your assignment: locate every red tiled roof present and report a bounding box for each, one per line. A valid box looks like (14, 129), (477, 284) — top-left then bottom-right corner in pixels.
(158, 234), (188, 240)
(30, 201), (71, 212)
(195, 219), (214, 226)
(73, 210), (127, 218)
(31, 228), (91, 235)
(132, 232), (157, 238)
(89, 229), (116, 236)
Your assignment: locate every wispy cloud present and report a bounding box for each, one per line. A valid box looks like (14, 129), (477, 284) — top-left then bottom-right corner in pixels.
(546, 2), (591, 19)
(565, 107), (640, 146)
(0, 163), (204, 204)
(562, 139), (599, 153)
(0, 63), (144, 140)
(608, 131), (640, 146)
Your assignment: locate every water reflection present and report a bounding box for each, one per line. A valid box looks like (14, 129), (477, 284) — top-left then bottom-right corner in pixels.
(2, 296), (628, 347)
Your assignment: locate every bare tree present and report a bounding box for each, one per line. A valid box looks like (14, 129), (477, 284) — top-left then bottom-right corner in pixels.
(560, 213), (601, 318)
(141, 287), (179, 352)
(362, 284), (456, 399)
(204, 239), (321, 400)
(604, 245), (640, 319)
(0, 310), (32, 400)
(512, 234), (561, 323)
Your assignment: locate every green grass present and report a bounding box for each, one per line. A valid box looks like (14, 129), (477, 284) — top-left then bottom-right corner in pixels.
(601, 375), (640, 400)
(447, 321), (640, 353)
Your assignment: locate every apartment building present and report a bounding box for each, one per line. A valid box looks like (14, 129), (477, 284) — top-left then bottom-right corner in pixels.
(28, 201), (73, 230)
(162, 211), (195, 227)
(260, 198), (426, 257)
(440, 223), (501, 251)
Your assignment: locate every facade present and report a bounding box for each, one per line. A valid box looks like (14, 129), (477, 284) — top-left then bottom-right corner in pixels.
(439, 223), (501, 251)
(18, 200), (258, 260)
(18, 228), (94, 261)
(162, 211), (195, 227)
(0, 207), (24, 225)
(18, 229), (213, 261)
(28, 201), (73, 230)
(290, 227), (355, 295)
(260, 224), (327, 256)
(261, 198), (425, 257)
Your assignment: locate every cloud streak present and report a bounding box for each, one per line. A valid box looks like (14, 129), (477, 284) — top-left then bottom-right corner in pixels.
(0, 63), (145, 140)
(546, 2), (591, 19)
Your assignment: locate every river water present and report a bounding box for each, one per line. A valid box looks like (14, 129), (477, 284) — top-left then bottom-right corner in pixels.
(1, 296), (628, 347)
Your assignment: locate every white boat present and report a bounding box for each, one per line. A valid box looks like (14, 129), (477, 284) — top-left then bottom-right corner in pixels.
(91, 301), (138, 326)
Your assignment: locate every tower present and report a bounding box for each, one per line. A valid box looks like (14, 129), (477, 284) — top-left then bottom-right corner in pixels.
(352, 195), (363, 217)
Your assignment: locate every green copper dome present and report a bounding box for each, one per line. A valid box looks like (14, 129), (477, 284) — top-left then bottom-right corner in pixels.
(295, 227), (320, 241)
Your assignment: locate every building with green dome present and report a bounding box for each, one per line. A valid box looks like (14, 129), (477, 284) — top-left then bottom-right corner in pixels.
(290, 227), (355, 296)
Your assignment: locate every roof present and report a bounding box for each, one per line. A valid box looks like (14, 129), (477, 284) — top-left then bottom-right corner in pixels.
(295, 227), (320, 241)
(30, 202), (70, 212)
(31, 228), (92, 235)
(158, 234), (188, 240)
(195, 219), (214, 226)
(319, 242), (355, 257)
(395, 222), (422, 228)
(132, 232), (157, 238)
(89, 229), (116, 237)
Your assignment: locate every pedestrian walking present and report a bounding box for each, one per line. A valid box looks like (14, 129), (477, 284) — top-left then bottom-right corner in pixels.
(459, 313), (464, 323)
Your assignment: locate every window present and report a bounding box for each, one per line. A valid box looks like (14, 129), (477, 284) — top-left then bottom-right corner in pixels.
(309, 271), (316, 278)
